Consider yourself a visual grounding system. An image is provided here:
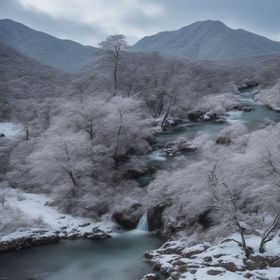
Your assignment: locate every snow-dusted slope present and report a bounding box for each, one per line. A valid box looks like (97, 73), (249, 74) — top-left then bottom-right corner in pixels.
(0, 188), (113, 244)
(0, 19), (101, 72)
(131, 20), (280, 60)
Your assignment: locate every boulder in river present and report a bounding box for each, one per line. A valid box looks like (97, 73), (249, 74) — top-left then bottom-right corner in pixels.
(86, 227), (112, 240)
(215, 136), (231, 145)
(163, 136), (196, 157)
(112, 203), (144, 230)
(188, 111), (219, 122)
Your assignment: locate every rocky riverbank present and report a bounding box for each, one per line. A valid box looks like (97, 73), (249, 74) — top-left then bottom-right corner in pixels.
(0, 187), (113, 252)
(141, 233), (280, 280)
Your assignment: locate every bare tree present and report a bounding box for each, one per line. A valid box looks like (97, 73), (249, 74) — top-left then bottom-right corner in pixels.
(0, 191), (5, 207)
(259, 211), (280, 253)
(113, 110), (123, 166)
(99, 34), (128, 96)
(208, 164), (251, 258)
(258, 149), (280, 253)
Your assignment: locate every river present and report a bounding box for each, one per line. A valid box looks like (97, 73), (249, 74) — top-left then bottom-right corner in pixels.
(0, 92), (280, 280)
(0, 231), (161, 280)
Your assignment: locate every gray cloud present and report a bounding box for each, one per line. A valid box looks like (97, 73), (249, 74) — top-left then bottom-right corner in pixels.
(0, 0), (280, 46)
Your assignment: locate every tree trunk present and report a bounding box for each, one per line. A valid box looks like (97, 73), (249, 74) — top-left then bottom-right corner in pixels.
(161, 97), (172, 128)
(235, 219), (250, 258)
(113, 55), (119, 96)
(259, 211), (280, 253)
(114, 112), (123, 166)
(25, 123), (29, 141)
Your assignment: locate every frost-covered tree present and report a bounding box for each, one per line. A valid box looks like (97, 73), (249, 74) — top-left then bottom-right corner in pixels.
(99, 34), (128, 96)
(208, 164), (251, 258)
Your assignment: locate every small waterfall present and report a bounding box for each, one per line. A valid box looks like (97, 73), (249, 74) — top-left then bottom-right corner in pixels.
(136, 213), (149, 231)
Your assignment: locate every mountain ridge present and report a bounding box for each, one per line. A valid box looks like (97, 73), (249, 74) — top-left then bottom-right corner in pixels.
(131, 20), (280, 60)
(0, 19), (100, 72)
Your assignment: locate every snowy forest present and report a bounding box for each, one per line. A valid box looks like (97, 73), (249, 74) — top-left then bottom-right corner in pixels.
(1, 12), (280, 280)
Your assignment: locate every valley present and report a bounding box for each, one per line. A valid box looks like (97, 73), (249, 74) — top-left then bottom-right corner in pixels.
(1, 15), (280, 280)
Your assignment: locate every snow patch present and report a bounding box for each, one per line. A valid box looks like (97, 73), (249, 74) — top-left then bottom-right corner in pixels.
(0, 188), (113, 243)
(0, 122), (22, 137)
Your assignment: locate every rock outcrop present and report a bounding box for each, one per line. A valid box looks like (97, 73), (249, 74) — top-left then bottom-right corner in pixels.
(112, 203), (144, 230)
(147, 201), (171, 233)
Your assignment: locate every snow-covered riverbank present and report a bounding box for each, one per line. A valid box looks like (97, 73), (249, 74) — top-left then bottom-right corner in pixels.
(0, 188), (113, 251)
(142, 233), (280, 280)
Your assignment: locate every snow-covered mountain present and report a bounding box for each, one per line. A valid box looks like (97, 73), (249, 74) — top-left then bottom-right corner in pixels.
(131, 20), (280, 60)
(0, 19), (100, 72)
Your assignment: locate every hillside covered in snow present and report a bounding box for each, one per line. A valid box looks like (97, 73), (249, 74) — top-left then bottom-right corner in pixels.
(131, 20), (280, 60)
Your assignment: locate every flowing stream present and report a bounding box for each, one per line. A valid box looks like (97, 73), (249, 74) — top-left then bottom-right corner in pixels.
(0, 231), (161, 280)
(150, 93), (280, 162)
(1, 93), (280, 280)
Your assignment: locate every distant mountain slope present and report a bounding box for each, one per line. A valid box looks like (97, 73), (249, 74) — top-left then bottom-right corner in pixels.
(131, 20), (280, 60)
(0, 19), (100, 72)
(0, 42), (69, 112)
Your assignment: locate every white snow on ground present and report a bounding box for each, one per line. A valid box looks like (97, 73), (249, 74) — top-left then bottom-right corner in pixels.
(143, 233), (280, 280)
(0, 122), (22, 137)
(0, 188), (113, 242)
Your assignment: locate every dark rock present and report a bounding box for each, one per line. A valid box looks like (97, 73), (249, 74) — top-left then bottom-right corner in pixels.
(112, 203), (143, 230)
(238, 81), (259, 92)
(0, 133), (5, 137)
(158, 242), (184, 254)
(0, 235), (59, 252)
(183, 249), (206, 258)
(44, 201), (55, 207)
(244, 273), (254, 279)
(185, 264), (200, 269)
(147, 201), (171, 232)
(267, 256), (280, 267)
(144, 250), (155, 259)
(214, 254), (227, 258)
(173, 259), (187, 266)
(159, 265), (172, 276)
(141, 274), (159, 280)
(243, 106), (253, 112)
(203, 256), (212, 262)
(188, 111), (204, 122)
(220, 262), (238, 272)
(207, 269), (224, 275)
(87, 227), (112, 240)
(215, 136), (231, 145)
(177, 265), (188, 273)
(163, 137), (196, 157)
(78, 223), (90, 227)
(68, 233), (81, 239)
(170, 272), (181, 280)
(245, 255), (268, 270)
(197, 209), (213, 229)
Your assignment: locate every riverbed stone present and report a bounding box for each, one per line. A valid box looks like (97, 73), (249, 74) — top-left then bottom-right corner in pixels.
(245, 255), (268, 270)
(87, 227), (112, 240)
(0, 234), (59, 252)
(112, 203), (143, 230)
(207, 269), (224, 275)
(141, 273), (159, 280)
(163, 136), (196, 157)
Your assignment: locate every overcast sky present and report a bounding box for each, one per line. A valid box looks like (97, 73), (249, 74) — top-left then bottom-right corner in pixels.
(1, 0), (280, 46)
